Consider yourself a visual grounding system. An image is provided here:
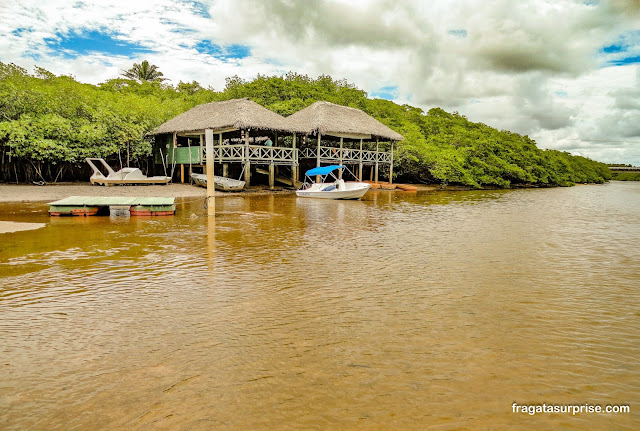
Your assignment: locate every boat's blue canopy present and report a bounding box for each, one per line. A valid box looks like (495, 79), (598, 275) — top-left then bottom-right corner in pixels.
(305, 165), (346, 176)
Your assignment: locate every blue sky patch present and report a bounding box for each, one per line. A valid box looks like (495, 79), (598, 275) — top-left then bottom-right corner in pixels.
(371, 86), (398, 100)
(189, 1), (211, 18)
(12, 27), (32, 37)
(45, 29), (154, 58)
(195, 40), (251, 59)
(609, 55), (640, 66)
(448, 29), (467, 38)
(601, 44), (624, 54)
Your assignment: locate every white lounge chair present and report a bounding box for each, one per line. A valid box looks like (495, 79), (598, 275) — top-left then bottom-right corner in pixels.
(86, 158), (171, 186)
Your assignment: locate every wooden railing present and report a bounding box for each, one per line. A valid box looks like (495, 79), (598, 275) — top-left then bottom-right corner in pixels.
(300, 146), (392, 165)
(171, 145), (298, 165)
(167, 145), (392, 166)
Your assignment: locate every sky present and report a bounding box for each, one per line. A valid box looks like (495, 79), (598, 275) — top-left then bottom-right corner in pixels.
(1, 0), (639, 165)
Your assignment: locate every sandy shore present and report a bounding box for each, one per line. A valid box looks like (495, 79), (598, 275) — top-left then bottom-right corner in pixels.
(0, 183), (213, 203)
(0, 182), (442, 203)
(0, 221), (47, 234)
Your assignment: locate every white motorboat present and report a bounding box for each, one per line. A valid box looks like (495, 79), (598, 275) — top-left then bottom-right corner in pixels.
(86, 158), (171, 186)
(296, 165), (371, 200)
(190, 172), (246, 191)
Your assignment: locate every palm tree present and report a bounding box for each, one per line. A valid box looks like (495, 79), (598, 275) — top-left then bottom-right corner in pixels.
(121, 60), (166, 83)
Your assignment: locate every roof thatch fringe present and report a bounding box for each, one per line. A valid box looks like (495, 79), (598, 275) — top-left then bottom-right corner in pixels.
(151, 98), (305, 135)
(285, 101), (404, 141)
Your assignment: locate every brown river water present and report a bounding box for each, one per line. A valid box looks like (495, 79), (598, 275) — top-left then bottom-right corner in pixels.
(1, 182), (639, 430)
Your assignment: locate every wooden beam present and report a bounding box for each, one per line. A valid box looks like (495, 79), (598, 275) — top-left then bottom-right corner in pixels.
(324, 132), (371, 140)
(180, 164), (184, 183)
(205, 129), (215, 217)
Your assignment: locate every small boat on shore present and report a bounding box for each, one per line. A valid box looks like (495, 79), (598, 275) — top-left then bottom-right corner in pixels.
(86, 158), (171, 186)
(296, 165), (371, 200)
(190, 172), (246, 191)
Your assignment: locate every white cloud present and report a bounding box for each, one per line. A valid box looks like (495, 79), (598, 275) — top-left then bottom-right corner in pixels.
(0, 0), (639, 164)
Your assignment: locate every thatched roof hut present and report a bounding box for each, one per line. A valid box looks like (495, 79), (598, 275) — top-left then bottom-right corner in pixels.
(151, 98), (304, 135)
(285, 101), (403, 141)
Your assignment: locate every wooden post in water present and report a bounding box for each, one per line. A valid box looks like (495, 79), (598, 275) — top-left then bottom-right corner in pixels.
(205, 129), (215, 217)
(358, 138), (363, 181)
(316, 133), (322, 183)
(338, 137), (343, 179)
(269, 164), (275, 189)
(375, 138), (379, 183)
(244, 129), (251, 185)
(389, 141), (394, 185)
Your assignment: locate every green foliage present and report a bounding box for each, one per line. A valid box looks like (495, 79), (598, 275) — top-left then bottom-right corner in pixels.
(610, 171), (640, 181)
(0, 62), (611, 186)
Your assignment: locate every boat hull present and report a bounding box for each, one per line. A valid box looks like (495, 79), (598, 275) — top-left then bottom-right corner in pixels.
(296, 182), (371, 200)
(190, 173), (245, 191)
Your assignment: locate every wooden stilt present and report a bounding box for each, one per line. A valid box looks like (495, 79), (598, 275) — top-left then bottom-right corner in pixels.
(200, 134), (204, 164)
(171, 132), (177, 180)
(389, 142), (394, 185)
(358, 138), (363, 181)
(180, 164), (184, 183)
(269, 164), (275, 189)
(244, 130), (251, 185)
(316, 133), (321, 183)
(205, 129), (215, 217)
(292, 133), (298, 184)
(338, 137), (343, 179)
(223, 163), (229, 178)
(375, 138), (379, 183)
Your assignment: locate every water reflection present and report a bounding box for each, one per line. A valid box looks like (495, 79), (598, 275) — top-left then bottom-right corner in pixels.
(0, 183), (638, 430)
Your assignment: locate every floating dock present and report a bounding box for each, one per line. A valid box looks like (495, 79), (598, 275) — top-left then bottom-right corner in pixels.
(47, 196), (176, 216)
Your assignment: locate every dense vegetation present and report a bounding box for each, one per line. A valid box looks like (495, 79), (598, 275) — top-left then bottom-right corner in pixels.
(0, 61), (611, 186)
(610, 172), (640, 181)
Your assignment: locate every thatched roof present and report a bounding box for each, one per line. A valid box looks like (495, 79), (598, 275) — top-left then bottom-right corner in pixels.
(151, 98), (304, 135)
(285, 101), (404, 141)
